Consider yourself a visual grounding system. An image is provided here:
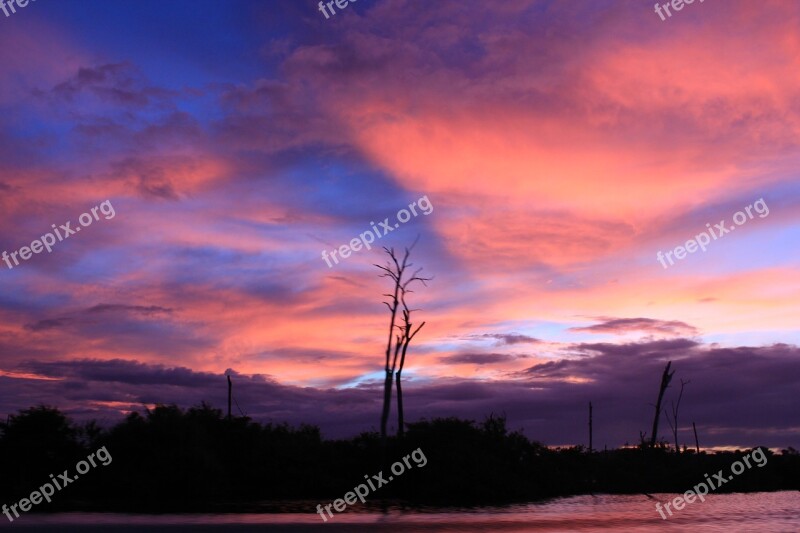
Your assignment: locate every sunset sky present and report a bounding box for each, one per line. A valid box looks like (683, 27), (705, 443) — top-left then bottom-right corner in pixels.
(0, 0), (798, 449)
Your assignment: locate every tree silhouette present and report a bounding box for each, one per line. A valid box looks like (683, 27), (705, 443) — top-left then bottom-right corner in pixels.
(0, 403), (795, 510)
(665, 378), (689, 454)
(375, 240), (429, 443)
(395, 283), (426, 438)
(649, 361), (674, 448)
(0, 405), (84, 491)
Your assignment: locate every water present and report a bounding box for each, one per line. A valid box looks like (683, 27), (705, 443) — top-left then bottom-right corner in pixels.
(1, 492), (797, 532)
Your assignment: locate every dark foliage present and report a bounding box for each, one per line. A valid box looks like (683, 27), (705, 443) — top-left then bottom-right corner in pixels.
(0, 405), (797, 512)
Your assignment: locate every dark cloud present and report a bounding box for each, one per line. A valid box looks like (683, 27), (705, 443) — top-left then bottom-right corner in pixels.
(86, 304), (173, 316)
(440, 352), (521, 365)
(23, 359), (221, 388)
(23, 304), (175, 334)
(108, 157), (181, 201)
(570, 338), (700, 360)
(1, 340), (796, 449)
(14, 303), (212, 364)
(473, 333), (541, 345)
(25, 317), (74, 331)
(52, 64), (130, 99)
(570, 317), (699, 336)
(51, 63), (176, 107)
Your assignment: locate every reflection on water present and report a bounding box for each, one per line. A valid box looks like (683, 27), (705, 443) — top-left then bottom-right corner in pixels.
(3, 492), (798, 532)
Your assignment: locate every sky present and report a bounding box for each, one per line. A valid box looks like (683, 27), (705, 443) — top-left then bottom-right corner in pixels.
(0, 0), (798, 449)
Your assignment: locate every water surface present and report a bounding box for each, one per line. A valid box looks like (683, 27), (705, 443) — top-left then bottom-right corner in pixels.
(2, 492), (797, 532)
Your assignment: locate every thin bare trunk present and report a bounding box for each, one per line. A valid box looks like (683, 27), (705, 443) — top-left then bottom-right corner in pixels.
(650, 361), (674, 448)
(395, 371), (404, 438)
(665, 379), (689, 453)
(395, 287), (425, 439)
(380, 370), (394, 438)
(227, 375), (232, 421)
(396, 322), (424, 438)
(378, 251), (403, 442)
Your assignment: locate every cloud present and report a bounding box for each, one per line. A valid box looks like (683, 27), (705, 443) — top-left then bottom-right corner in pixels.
(440, 352), (521, 365)
(50, 63), (175, 107)
(473, 333), (541, 345)
(24, 359), (222, 388)
(25, 317), (75, 332)
(23, 304), (174, 334)
(570, 317), (699, 336)
(86, 304), (174, 316)
(1, 338), (796, 449)
(0, 0), (797, 455)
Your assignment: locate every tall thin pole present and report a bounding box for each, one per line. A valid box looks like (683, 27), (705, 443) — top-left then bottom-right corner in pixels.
(227, 375), (232, 421)
(589, 402), (593, 454)
(693, 421), (700, 453)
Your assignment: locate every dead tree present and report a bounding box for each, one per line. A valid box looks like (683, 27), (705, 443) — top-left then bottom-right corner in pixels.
(395, 287), (425, 438)
(693, 421), (700, 453)
(227, 374), (232, 421)
(375, 241), (428, 442)
(649, 361), (674, 448)
(665, 379), (689, 453)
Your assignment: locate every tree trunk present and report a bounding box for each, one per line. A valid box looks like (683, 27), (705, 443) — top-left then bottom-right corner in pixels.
(227, 375), (232, 421)
(649, 361), (674, 448)
(379, 308), (399, 443)
(380, 370), (394, 439)
(395, 319), (424, 439)
(589, 402), (593, 453)
(693, 421), (700, 453)
(395, 371), (405, 438)
(673, 416), (679, 453)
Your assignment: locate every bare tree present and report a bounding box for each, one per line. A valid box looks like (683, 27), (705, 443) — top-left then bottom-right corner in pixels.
(227, 374), (232, 421)
(649, 361), (674, 448)
(375, 241), (429, 442)
(665, 379), (689, 453)
(395, 287), (425, 438)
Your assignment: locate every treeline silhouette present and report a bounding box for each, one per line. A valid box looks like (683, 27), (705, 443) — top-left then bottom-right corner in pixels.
(1, 404), (798, 512)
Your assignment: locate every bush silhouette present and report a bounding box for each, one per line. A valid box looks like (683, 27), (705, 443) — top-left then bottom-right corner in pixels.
(0, 404), (797, 512)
